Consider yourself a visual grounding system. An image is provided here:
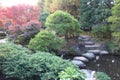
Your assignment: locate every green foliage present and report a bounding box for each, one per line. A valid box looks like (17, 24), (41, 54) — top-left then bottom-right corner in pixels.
(28, 30), (65, 52)
(79, 0), (113, 29)
(108, 0), (120, 54)
(45, 10), (81, 40)
(39, 11), (50, 28)
(59, 67), (85, 80)
(97, 72), (111, 80)
(43, 0), (80, 18)
(0, 43), (30, 70)
(91, 24), (112, 40)
(2, 52), (78, 80)
(0, 42), (30, 61)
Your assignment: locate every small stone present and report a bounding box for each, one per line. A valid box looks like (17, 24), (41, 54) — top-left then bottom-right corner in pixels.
(73, 56), (89, 62)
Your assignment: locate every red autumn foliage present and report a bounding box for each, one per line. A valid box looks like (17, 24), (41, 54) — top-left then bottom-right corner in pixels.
(0, 4), (40, 28)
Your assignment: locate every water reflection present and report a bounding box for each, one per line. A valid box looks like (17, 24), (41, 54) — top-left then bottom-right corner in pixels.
(87, 55), (120, 80)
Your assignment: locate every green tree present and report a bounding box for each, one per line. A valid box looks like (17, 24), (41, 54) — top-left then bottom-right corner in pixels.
(38, 11), (50, 28)
(43, 0), (80, 18)
(79, 0), (113, 30)
(108, 0), (120, 54)
(45, 10), (81, 40)
(28, 30), (65, 52)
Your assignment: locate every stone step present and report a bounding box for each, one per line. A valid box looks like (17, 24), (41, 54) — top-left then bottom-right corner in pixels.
(82, 53), (95, 60)
(71, 60), (86, 68)
(78, 35), (91, 41)
(88, 50), (101, 55)
(73, 56), (89, 63)
(100, 50), (109, 55)
(84, 41), (95, 45)
(85, 44), (100, 50)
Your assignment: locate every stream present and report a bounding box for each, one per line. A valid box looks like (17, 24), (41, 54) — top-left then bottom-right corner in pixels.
(86, 55), (120, 80)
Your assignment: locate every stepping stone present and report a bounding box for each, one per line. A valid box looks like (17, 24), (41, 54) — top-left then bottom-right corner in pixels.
(88, 50), (101, 55)
(73, 56), (89, 63)
(71, 60), (86, 68)
(82, 53), (95, 60)
(85, 44), (100, 50)
(84, 41), (95, 45)
(100, 50), (109, 55)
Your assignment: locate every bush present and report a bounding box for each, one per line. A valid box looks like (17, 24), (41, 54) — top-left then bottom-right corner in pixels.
(45, 10), (81, 40)
(28, 30), (66, 52)
(59, 67), (85, 80)
(14, 21), (42, 45)
(2, 52), (79, 80)
(97, 72), (111, 80)
(106, 32), (120, 55)
(0, 43), (31, 70)
(91, 24), (112, 40)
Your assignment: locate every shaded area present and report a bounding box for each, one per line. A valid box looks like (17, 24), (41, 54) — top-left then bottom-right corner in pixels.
(87, 55), (120, 80)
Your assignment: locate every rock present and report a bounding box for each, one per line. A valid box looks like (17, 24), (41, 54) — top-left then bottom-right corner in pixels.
(100, 50), (109, 55)
(0, 31), (7, 39)
(81, 69), (97, 80)
(81, 69), (93, 79)
(0, 39), (6, 43)
(78, 35), (91, 41)
(82, 53), (95, 60)
(85, 44), (100, 50)
(73, 56), (89, 63)
(84, 41), (95, 45)
(69, 44), (85, 55)
(71, 60), (86, 68)
(88, 50), (101, 55)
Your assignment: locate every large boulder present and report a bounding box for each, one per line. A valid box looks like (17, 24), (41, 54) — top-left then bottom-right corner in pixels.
(71, 60), (86, 68)
(82, 53), (95, 60)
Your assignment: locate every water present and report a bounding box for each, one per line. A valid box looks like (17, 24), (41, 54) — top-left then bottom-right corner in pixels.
(86, 55), (120, 80)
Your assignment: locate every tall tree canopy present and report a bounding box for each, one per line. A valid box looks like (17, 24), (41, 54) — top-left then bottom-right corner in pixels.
(43, 0), (80, 18)
(79, 0), (113, 30)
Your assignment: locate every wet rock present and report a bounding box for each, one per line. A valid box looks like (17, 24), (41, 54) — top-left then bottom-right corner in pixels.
(71, 60), (86, 68)
(82, 53), (95, 60)
(81, 69), (97, 80)
(88, 50), (101, 55)
(69, 44), (85, 55)
(100, 50), (109, 55)
(73, 56), (89, 63)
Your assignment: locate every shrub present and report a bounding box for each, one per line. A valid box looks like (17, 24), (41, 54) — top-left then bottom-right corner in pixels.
(0, 43), (31, 70)
(14, 21), (42, 45)
(2, 52), (79, 80)
(97, 72), (111, 80)
(45, 10), (81, 40)
(91, 24), (112, 40)
(28, 30), (66, 52)
(59, 67), (85, 80)
(39, 12), (50, 29)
